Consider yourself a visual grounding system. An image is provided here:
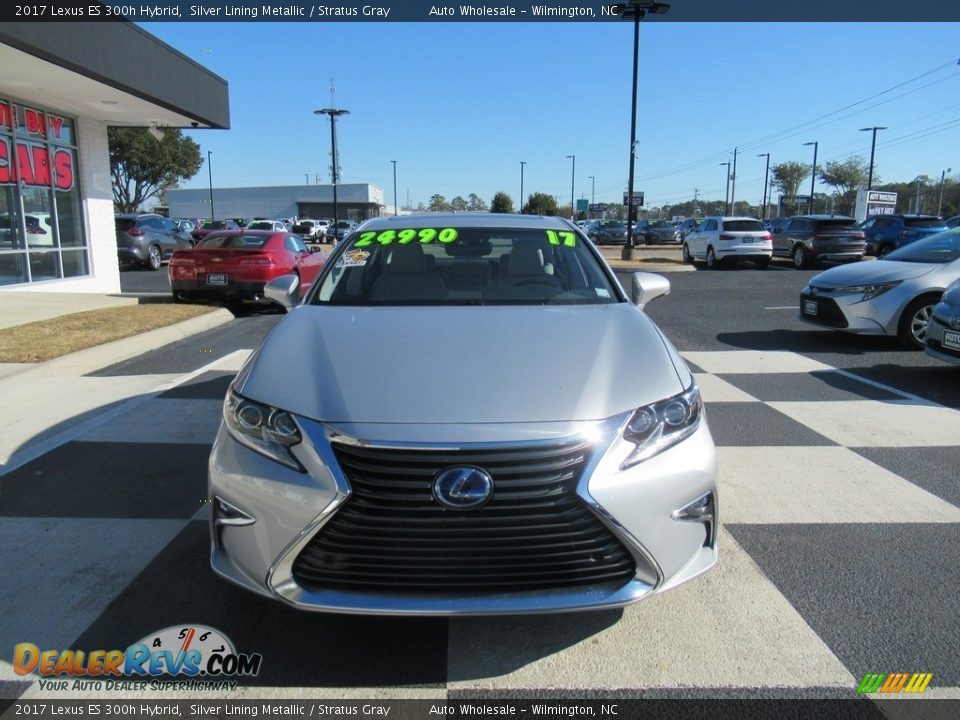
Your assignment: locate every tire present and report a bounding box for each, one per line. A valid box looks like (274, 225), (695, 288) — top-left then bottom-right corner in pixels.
(706, 247), (718, 269)
(792, 244), (808, 269)
(147, 245), (162, 271)
(756, 257), (770, 269)
(897, 295), (938, 349)
(186, 240), (196, 249)
(878, 243), (895, 258)
(682, 244), (693, 264)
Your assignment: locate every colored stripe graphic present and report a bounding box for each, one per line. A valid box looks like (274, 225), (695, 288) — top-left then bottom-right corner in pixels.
(857, 673), (932, 694)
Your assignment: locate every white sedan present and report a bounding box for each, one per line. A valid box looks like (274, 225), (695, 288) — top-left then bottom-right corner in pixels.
(683, 216), (772, 269)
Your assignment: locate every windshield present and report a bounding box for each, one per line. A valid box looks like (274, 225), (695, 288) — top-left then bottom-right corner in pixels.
(247, 222), (275, 230)
(197, 234), (269, 249)
(650, 221), (672, 229)
(310, 225), (620, 306)
(600, 221), (625, 229)
(724, 220), (766, 232)
(904, 217), (945, 228)
(885, 228), (960, 263)
(201, 221), (228, 230)
(814, 219), (859, 232)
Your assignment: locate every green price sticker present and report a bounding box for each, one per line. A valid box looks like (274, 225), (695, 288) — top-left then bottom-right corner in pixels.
(354, 228), (458, 247)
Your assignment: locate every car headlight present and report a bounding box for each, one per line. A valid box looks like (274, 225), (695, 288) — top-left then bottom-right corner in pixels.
(621, 384), (703, 469)
(223, 388), (304, 471)
(835, 281), (901, 301)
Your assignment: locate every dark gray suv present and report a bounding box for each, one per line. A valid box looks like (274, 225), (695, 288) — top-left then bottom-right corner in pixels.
(771, 215), (866, 269)
(116, 214), (190, 270)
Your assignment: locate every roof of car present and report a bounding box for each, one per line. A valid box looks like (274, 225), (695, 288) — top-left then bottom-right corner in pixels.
(359, 213), (578, 231)
(791, 214), (856, 220)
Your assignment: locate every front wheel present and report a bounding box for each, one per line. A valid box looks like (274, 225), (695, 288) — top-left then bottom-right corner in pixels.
(897, 295), (938, 349)
(682, 244), (693, 264)
(878, 243), (895, 258)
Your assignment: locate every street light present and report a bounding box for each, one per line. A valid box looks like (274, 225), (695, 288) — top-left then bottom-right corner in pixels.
(616, 0), (671, 259)
(757, 153), (770, 220)
(720, 161), (731, 215)
(206, 150), (214, 221)
(566, 154), (575, 220)
(390, 160), (398, 216)
(315, 107), (350, 234)
(859, 126), (886, 190)
(939, 167), (952, 216)
(803, 141), (818, 213)
(519, 161), (526, 214)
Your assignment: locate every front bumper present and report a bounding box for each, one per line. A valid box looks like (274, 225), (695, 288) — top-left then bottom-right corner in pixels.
(209, 412), (718, 615)
(799, 284), (902, 336)
(925, 314), (960, 366)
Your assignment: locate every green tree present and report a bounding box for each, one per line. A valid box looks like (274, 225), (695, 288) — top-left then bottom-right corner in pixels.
(109, 127), (202, 213)
(467, 193), (488, 211)
(450, 196), (467, 212)
(490, 191), (513, 214)
(819, 157), (870, 215)
(771, 161), (810, 216)
(523, 192), (558, 216)
(428, 194), (450, 212)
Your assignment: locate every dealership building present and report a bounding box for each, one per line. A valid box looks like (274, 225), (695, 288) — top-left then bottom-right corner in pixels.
(168, 183), (386, 225)
(0, 23), (229, 293)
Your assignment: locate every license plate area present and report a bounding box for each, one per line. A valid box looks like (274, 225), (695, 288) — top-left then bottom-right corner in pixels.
(207, 274), (228, 286)
(944, 331), (960, 351)
(803, 300), (817, 316)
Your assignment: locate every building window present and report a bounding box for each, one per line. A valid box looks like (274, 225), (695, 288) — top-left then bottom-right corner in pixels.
(0, 98), (87, 286)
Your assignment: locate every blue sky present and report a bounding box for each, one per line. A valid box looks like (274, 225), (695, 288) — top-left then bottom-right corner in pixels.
(142, 21), (960, 212)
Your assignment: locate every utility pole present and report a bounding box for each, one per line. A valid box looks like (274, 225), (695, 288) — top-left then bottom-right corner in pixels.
(939, 168), (952, 216)
(730, 147), (738, 215)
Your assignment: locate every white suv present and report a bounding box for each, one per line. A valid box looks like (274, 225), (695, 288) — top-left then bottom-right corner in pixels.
(683, 216), (772, 269)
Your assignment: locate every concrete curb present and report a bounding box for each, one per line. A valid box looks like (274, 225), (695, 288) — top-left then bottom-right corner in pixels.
(6, 307), (235, 379)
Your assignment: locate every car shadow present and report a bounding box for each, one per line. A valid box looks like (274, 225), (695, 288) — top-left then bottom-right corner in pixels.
(715, 329), (908, 355)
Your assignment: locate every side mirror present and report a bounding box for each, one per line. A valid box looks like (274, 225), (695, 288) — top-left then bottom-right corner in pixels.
(264, 274), (300, 310)
(630, 271), (670, 309)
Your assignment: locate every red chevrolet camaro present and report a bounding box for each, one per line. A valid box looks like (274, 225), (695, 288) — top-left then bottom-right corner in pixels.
(169, 230), (326, 308)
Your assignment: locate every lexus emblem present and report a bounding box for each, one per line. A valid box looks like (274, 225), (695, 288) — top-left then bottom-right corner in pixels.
(433, 466), (493, 510)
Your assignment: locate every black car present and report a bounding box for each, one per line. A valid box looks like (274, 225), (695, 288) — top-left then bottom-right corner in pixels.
(771, 215), (866, 268)
(115, 214), (191, 270)
(643, 220), (681, 244)
(585, 220), (628, 245)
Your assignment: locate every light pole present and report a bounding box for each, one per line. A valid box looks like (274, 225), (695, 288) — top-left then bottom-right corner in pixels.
(390, 160), (398, 216)
(939, 168), (952, 216)
(566, 154), (576, 220)
(803, 141), (818, 213)
(720, 161), (731, 215)
(757, 153), (770, 220)
(519, 161), (526, 213)
(315, 107), (350, 232)
(860, 126), (886, 190)
(206, 150), (214, 220)
(616, 1), (671, 260)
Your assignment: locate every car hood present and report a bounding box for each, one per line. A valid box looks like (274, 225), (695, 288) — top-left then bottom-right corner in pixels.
(810, 259), (938, 287)
(237, 304), (685, 424)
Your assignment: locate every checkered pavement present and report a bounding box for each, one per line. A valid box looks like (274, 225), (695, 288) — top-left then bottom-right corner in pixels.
(1, 348), (958, 701)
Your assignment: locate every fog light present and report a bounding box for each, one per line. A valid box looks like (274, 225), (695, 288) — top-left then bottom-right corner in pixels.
(214, 496), (256, 527)
(672, 492), (716, 547)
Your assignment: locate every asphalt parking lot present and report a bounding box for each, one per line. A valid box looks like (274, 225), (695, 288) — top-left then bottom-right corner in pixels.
(3, 260), (956, 702)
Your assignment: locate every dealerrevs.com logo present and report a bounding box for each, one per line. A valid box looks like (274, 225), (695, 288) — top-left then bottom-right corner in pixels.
(14, 625), (262, 691)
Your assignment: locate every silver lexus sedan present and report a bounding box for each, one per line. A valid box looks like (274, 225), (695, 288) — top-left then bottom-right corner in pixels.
(208, 213), (718, 614)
